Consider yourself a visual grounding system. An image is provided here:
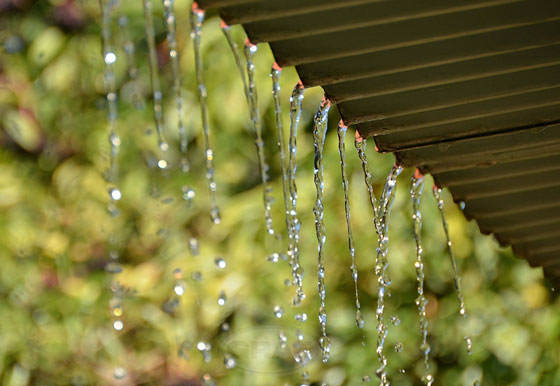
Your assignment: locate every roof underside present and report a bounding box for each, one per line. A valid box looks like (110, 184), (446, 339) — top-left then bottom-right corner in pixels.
(198, 0), (560, 283)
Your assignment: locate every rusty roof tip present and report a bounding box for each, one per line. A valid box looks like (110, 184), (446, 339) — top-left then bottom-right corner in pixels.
(191, 2), (204, 14)
(272, 62), (282, 71)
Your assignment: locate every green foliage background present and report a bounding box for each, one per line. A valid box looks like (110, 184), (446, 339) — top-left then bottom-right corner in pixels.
(0, 1), (559, 385)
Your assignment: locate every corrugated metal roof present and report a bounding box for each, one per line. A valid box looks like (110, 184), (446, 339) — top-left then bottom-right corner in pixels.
(197, 0), (560, 283)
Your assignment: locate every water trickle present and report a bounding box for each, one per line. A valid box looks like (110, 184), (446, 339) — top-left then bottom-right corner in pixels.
(190, 3), (220, 224)
(163, 0), (188, 172)
(243, 40), (277, 237)
(270, 63), (292, 235)
(221, 22), (249, 101)
(287, 82), (306, 307)
(354, 134), (380, 233)
(374, 163), (403, 386)
(142, 0), (168, 151)
(99, 0), (120, 192)
(411, 170), (432, 385)
(337, 121), (363, 329)
(312, 96), (332, 363)
(433, 186), (471, 351)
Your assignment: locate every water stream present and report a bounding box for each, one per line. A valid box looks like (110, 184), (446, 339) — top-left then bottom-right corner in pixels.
(336, 121), (363, 329)
(190, 3), (220, 224)
(142, 0), (168, 152)
(163, 0), (188, 172)
(287, 82), (305, 307)
(311, 96), (332, 363)
(375, 163), (403, 385)
(433, 186), (470, 351)
(411, 171), (433, 385)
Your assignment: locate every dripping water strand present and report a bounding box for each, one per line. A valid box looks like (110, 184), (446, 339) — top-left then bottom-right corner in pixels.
(311, 96), (332, 363)
(99, 1), (126, 379)
(163, 0), (188, 172)
(142, 0), (168, 151)
(118, 15), (143, 110)
(99, 0), (119, 187)
(287, 82), (305, 306)
(337, 121), (363, 329)
(375, 163), (402, 386)
(190, 3), (220, 224)
(220, 22), (249, 103)
(243, 40), (276, 237)
(271, 64), (290, 237)
(433, 186), (470, 348)
(411, 171), (433, 386)
(354, 135), (380, 234)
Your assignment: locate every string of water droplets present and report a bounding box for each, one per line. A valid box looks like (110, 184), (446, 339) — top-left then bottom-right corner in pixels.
(376, 163), (403, 385)
(312, 96), (332, 363)
(99, 0), (126, 380)
(190, 3), (220, 224)
(287, 82), (306, 307)
(220, 22), (249, 102)
(244, 40), (277, 237)
(433, 186), (472, 354)
(142, 0), (168, 152)
(270, 64), (290, 238)
(163, 0), (188, 173)
(411, 170), (433, 386)
(337, 121), (364, 329)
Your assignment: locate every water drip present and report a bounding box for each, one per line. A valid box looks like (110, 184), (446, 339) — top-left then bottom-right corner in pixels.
(190, 3), (220, 224)
(312, 96), (332, 363)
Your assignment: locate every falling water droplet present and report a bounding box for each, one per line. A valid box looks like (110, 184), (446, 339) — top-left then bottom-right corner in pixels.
(337, 121), (363, 330)
(182, 186), (195, 205)
(296, 329), (304, 341)
(191, 3), (220, 223)
(394, 342), (403, 352)
(108, 187), (121, 201)
(390, 316), (401, 326)
(221, 322), (230, 331)
(113, 320), (124, 331)
(197, 341), (212, 362)
(279, 330), (288, 348)
(173, 268), (182, 279)
(362, 375), (371, 382)
(189, 238), (199, 256)
(433, 186), (470, 353)
(411, 171), (432, 385)
(224, 354), (237, 369)
(312, 96), (332, 363)
(191, 271), (202, 281)
(214, 256), (226, 269)
(274, 305), (285, 318)
(217, 291), (227, 306)
(267, 252), (280, 263)
(295, 313), (307, 322)
(465, 336), (473, 355)
(113, 367), (126, 380)
(202, 373), (216, 386)
(174, 283), (185, 296)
